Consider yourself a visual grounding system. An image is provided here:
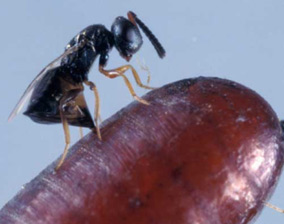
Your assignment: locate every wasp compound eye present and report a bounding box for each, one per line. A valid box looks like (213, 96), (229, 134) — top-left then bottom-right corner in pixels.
(111, 16), (143, 60)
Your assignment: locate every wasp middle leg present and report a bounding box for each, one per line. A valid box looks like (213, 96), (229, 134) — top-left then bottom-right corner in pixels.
(84, 80), (102, 140)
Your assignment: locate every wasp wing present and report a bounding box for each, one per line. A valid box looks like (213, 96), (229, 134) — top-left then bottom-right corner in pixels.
(8, 42), (85, 121)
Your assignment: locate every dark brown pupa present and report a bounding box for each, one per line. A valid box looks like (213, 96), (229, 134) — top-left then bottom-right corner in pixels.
(1, 77), (283, 224)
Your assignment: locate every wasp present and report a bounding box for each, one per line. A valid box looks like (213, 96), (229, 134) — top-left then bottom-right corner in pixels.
(8, 11), (165, 170)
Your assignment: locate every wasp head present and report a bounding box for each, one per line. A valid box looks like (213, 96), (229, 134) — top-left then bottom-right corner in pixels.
(111, 16), (143, 61)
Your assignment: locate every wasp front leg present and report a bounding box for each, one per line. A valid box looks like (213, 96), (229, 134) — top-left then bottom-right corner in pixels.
(99, 65), (149, 105)
(100, 64), (154, 90)
(264, 201), (284, 213)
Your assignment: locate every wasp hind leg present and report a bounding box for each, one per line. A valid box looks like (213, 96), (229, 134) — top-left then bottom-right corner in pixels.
(99, 65), (151, 105)
(79, 127), (83, 139)
(84, 80), (102, 140)
(55, 102), (71, 170)
(55, 86), (94, 169)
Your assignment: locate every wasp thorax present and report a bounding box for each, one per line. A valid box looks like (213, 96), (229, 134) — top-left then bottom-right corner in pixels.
(111, 16), (143, 60)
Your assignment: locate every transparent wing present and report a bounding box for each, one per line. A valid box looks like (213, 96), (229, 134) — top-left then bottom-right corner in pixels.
(8, 42), (86, 121)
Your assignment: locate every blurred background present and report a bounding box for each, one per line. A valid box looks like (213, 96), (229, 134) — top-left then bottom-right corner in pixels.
(1, 0), (284, 223)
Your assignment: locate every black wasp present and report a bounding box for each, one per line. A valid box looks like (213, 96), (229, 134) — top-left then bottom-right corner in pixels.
(8, 11), (165, 170)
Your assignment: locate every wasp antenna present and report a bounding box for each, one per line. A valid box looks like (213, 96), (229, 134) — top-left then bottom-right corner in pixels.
(128, 11), (166, 58)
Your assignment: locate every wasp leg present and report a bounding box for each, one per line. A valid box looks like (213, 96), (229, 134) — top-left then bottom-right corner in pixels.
(99, 65), (150, 105)
(136, 56), (151, 84)
(55, 102), (71, 170)
(100, 64), (154, 90)
(79, 127), (83, 139)
(84, 80), (102, 140)
(264, 202), (284, 213)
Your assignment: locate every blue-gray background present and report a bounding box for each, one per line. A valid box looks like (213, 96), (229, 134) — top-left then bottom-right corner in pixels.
(1, 0), (284, 223)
